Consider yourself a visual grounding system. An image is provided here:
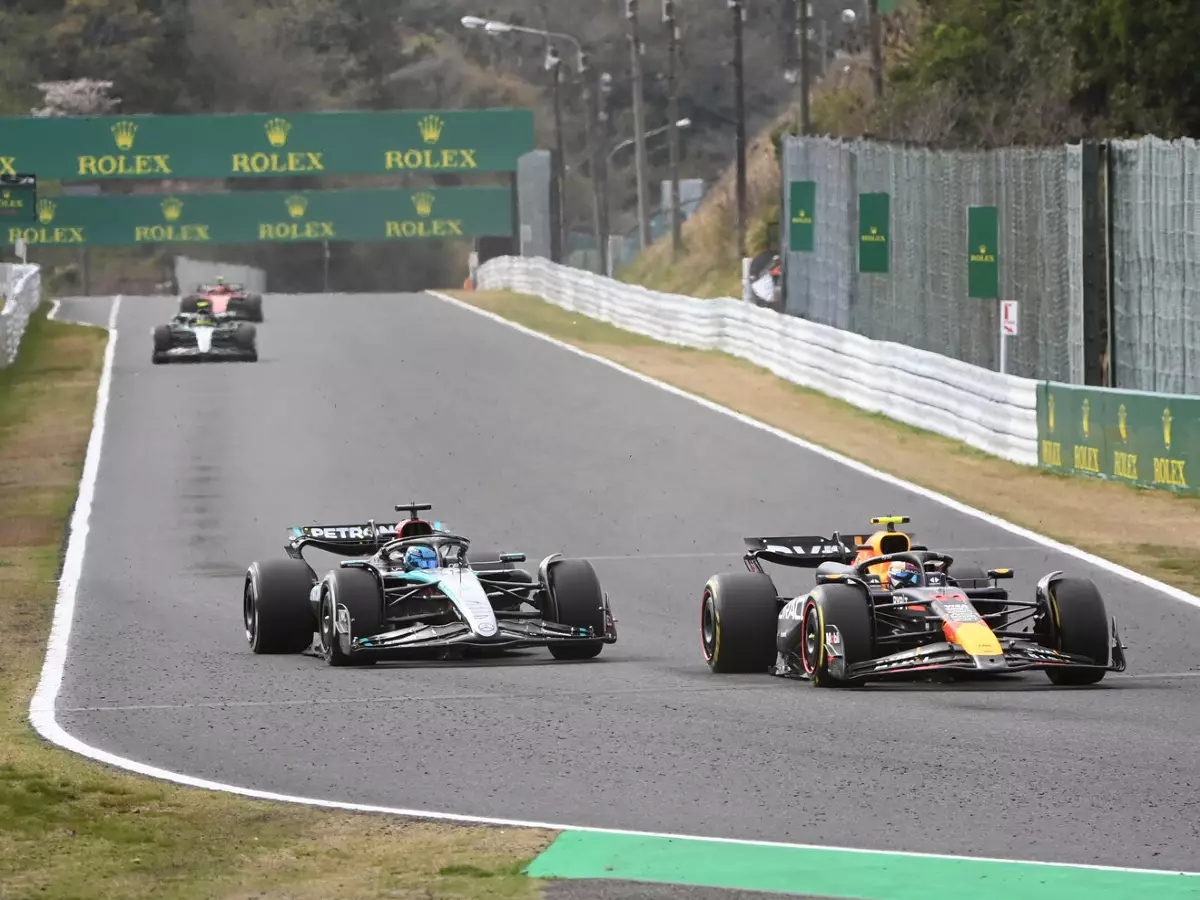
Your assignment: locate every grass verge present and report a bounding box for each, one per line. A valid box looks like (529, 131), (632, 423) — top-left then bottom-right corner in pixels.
(0, 304), (554, 899)
(446, 289), (1200, 597)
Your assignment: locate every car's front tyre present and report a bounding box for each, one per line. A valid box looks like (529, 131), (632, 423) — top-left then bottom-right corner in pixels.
(320, 568), (381, 667)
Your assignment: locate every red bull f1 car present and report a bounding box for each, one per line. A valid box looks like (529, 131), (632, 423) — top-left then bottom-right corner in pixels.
(243, 503), (618, 666)
(180, 281), (264, 322)
(700, 516), (1127, 687)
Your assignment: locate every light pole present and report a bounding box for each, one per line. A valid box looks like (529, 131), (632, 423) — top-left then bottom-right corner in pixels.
(624, 0), (652, 251)
(664, 0), (683, 257)
(730, 0), (747, 259)
(461, 15), (605, 272)
(545, 45), (568, 262)
(607, 118), (691, 168)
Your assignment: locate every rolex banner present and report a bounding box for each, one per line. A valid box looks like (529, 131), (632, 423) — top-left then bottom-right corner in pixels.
(1037, 382), (1197, 493)
(4, 186), (513, 247)
(0, 109), (534, 180)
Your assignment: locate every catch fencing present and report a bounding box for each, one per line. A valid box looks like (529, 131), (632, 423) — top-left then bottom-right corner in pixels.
(1108, 137), (1200, 395)
(473, 256), (1039, 466)
(780, 136), (1084, 384)
(1, 264), (42, 368)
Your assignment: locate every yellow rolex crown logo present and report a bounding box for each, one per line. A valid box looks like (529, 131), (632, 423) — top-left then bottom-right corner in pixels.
(1118, 404), (1127, 442)
(418, 114), (444, 145)
(1048, 394), (1055, 432)
(1082, 398), (1090, 438)
(37, 198), (55, 224)
(285, 194), (308, 218)
(979, 244), (987, 254)
(1163, 406), (1173, 449)
(265, 117), (291, 148)
(1, 190), (9, 199)
(112, 120), (138, 150)
(870, 225), (878, 234)
(412, 192), (435, 217)
(161, 197), (184, 222)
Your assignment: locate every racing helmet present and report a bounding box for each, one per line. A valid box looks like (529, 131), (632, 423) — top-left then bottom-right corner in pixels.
(403, 544), (438, 570)
(888, 560), (921, 588)
(216, 275), (225, 285)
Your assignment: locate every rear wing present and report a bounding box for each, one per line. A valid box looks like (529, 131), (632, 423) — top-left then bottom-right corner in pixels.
(743, 535), (857, 567)
(287, 522), (402, 557)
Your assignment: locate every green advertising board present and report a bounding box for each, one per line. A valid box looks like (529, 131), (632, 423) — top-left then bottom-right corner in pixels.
(788, 181), (816, 252)
(0, 109), (534, 181)
(1037, 382), (1197, 493)
(0, 173), (36, 222)
(858, 192), (890, 274)
(4, 186), (512, 248)
(967, 205), (999, 299)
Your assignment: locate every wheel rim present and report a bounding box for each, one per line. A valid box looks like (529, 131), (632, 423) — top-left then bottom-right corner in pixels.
(243, 582), (257, 646)
(320, 595), (336, 657)
(801, 603), (820, 674)
(701, 592), (716, 660)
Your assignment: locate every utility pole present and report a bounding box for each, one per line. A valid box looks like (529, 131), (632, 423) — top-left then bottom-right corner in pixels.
(868, 0), (883, 100)
(581, 53), (607, 275)
(598, 72), (614, 275)
(798, 0), (811, 133)
(664, 0), (683, 258)
(547, 47), (568, 261)
(732, 0), (747, 259)
(625, 0), (652, 250)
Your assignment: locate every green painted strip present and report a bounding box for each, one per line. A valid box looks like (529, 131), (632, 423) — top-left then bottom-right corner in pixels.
(525, 831), (1200, 900)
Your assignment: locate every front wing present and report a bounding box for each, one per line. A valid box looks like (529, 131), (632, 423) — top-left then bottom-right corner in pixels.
(773, 621), (1127, 681)
(156, 344), (254, 362)
(350, 616), (618, 655)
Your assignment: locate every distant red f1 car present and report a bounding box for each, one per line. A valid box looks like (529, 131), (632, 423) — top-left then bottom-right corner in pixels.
(700, 515), (1127, 687)
(180, 278), (264, 322)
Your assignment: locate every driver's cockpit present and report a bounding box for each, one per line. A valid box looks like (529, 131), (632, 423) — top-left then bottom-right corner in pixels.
(382, 528), (470, 572)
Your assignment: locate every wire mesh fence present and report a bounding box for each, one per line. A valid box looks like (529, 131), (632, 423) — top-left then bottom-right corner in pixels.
(781, 136), (1084, 383)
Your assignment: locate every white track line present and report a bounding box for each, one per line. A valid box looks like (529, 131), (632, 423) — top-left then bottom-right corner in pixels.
(429, 290), (1200, 612)
(25, 293), (1200, 880)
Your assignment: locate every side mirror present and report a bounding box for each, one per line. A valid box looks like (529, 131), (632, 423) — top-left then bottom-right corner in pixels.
(500, 552), (526, 563)
(987, 568), (1014, 579)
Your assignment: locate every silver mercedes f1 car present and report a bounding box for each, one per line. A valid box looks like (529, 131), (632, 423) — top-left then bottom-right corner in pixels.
(243, 503), (617, 666)
(151, 304), (257, 364)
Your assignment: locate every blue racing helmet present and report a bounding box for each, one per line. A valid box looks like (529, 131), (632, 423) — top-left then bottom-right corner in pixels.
(888, 560), (921, 588)
(404, 544), (438, 570)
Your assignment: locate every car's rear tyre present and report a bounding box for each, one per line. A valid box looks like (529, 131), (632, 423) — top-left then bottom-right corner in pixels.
(542, 559), (606, 660)
(1043, 577), (1110, 686)
(246, 294), (264, 322)
(701, 572), (778, 673)
(320, 568), (381, 667)
(245, 558), (316, 654)
(179, 295), (200, 314)
(801, 585), (873, 687)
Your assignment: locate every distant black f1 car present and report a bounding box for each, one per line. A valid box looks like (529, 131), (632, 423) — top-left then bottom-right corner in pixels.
(152, 303), (257, 364)
(700, 515), (1126, 687)
(243, 503), (618, 666)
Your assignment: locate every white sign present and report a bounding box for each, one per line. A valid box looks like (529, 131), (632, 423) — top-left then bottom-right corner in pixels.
(14, 237), (27, 263)
(1001, 300), (1019, 336)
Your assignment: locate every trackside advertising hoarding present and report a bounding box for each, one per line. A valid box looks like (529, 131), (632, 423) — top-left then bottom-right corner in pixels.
(4, 186), (513, 247)
(0, 109), (535, 180)
(1037, 382), (1197, 493)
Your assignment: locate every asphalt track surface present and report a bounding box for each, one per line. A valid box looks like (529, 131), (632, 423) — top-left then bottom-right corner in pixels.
(52, 293), (1200, 872)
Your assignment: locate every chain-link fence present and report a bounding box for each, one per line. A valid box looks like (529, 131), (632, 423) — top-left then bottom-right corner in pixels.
(1108, 137), (1200, 395)
(781, 136), (1084, 383)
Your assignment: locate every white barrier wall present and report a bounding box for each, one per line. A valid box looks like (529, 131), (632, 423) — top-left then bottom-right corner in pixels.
(474, 256), (1039, 466)
(1, 264), (42, 368)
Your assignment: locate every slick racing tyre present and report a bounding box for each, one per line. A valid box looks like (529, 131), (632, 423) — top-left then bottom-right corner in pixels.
(320, 567), (380, 667)
(701, 572), (777, 673)
(245, 558), (317, 653)
(245, 294), (264, 322)
(234, 323), (258, 362)
(152, 325), (171, 364)
(542, 558), (606, 660)
(1042, 577), (1110, 686)
(179, 295), (201, 314)
(800, 585), (873, 687)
